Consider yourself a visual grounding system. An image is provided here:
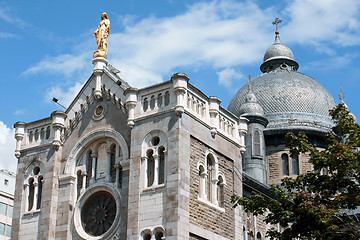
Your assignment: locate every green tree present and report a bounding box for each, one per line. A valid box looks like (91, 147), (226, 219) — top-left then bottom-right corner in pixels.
(232, 103), (360, 240)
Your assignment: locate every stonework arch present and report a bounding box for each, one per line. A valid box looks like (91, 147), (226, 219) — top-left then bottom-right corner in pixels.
(64, 128), (129, 174)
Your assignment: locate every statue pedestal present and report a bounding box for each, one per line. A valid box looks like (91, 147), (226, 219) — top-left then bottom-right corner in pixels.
(93, 50), (107, 59)
(92, 57), (108, 100)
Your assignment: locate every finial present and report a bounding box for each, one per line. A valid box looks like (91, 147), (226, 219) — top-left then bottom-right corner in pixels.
(272, 17), (282, 34)
(339, 84), (345, 102)
(248, 74), (252, 92)
(272, 18), (282, 43)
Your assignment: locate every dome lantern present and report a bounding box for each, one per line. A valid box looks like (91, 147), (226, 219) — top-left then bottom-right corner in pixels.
(260, 18), (299, 73)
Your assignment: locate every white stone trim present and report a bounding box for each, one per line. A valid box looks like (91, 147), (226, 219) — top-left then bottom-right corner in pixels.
(72, 183), (121, 240)
(65, 128), (129, 174)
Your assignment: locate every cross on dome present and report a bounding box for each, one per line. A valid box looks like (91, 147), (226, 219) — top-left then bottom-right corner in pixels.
(339, 84), (345, 102)
(272, 17), (282, 34)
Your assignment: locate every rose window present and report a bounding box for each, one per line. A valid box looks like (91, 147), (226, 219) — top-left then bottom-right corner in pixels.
(81, 191), (116, 236)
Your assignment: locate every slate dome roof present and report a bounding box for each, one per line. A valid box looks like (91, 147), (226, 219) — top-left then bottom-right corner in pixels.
(228, 25), (336, 132)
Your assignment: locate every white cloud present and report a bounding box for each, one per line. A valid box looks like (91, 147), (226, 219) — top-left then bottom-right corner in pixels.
(46, 82), (84, 108)
(283, 0), (360, 48)
(108, 0), (274, 87)
(21, 0), (360, 97)
(13, 109), (25, 116)
(0, 121), (17, 173)
(217, 68), (243, 88)
(0, 32), (17, 39)
(23, 53), (90, 78)
(24, 1), (275, 89)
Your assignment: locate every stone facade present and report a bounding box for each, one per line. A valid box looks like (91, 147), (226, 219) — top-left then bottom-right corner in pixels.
(11, 23), (338, 240)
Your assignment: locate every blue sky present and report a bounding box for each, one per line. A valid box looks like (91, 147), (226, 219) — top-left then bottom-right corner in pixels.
(1, 0), (360, 172)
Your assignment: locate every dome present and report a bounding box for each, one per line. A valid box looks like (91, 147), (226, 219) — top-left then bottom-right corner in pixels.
(263, 39), (294, 63)
(228, 70), (336, 132)
(238, 88), (264, 116)
(260, 32), (299, 73)
(229, 19), (336, 132)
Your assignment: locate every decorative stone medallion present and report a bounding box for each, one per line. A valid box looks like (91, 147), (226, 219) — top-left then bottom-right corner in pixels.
(93, 102), (107, 121)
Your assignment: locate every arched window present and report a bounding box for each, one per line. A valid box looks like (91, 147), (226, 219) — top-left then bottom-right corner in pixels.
(40, 128), (45, 139)
(36, 175), (43, 209)
(198, 150), (224, 206)
(147, 149), (155, 187)
(217, 175), (225, 208)
(164, 91), (170, 106)
(76, 138), (124, 190)
(253, 130), (261, 156)
(25, 165), (44, 212)
(34, 129), (39, 142)
(282, 153), (289, 176)
(141, 229), (152, 240)
(150, 95), (155, 109)
(292, 156), (299, 175)
(158, 147), (165, 184)
(143, 98), (149, 112)
(143, 233), (151, 240)
(155, 231), (163, 240)
(110, 144), (116, 183)
(86, 151), (93, 188)
(45, 126), (50, 139)
(157, 93), (163, 107)
(28, 178), (34, 211)
(28, 131), (33, 143)
(142, 131), (167, 189)
(257, 232), (262, 239)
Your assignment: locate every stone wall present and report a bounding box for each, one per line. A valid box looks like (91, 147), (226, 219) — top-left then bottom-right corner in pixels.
(189, 136), (235, 239)
(266, 145), (313, 185)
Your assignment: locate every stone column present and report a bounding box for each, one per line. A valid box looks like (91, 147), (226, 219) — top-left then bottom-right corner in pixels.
(51, 111), (66, 149)
(211, 178), (219, 205)
(14, 122), (25, 158)
(23, 183), (29, 212)
(171, 73), (189, 116)
(199, 172), (206, 199)
(209, 97), (221, 138)
(32, 178), (39, 211)
(124, 88), (138, 128)
(115, 164), (121, 188)
(92, 57), (108, 100)
(141, 157), (148, 188)
(81, 172), (87, 194)
(90, 153), (97, 184)
(153, 153), (159, 186)
(106, 148), (113, 182)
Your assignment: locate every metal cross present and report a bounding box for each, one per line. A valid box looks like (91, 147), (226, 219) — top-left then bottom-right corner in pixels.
(338, 84), (345, 102)
(272, 18), (282, 33)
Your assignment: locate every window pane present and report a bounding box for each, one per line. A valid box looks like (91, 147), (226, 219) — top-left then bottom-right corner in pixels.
(5, 225), (11, 237)
(253, 131), (261, 156)
(0, 223), (4, 235)
(7, 205), (13, 218)
(0, 203), (6, 216)
(292, 156), (299, 175)
(282, 154), (289, 176)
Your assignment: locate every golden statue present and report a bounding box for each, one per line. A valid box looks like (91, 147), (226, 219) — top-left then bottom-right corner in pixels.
(93, 12), (110, 59)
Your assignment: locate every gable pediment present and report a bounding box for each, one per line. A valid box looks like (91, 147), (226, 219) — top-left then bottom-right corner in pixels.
(62, 64), (130, 141)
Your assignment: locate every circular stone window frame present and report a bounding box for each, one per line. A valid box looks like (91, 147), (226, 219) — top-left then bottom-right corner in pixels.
(93, 102), (107, 121)
(73, 184), (121, 240)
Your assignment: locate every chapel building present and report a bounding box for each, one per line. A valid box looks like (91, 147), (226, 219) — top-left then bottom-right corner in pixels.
(11, 18), (337, 240)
